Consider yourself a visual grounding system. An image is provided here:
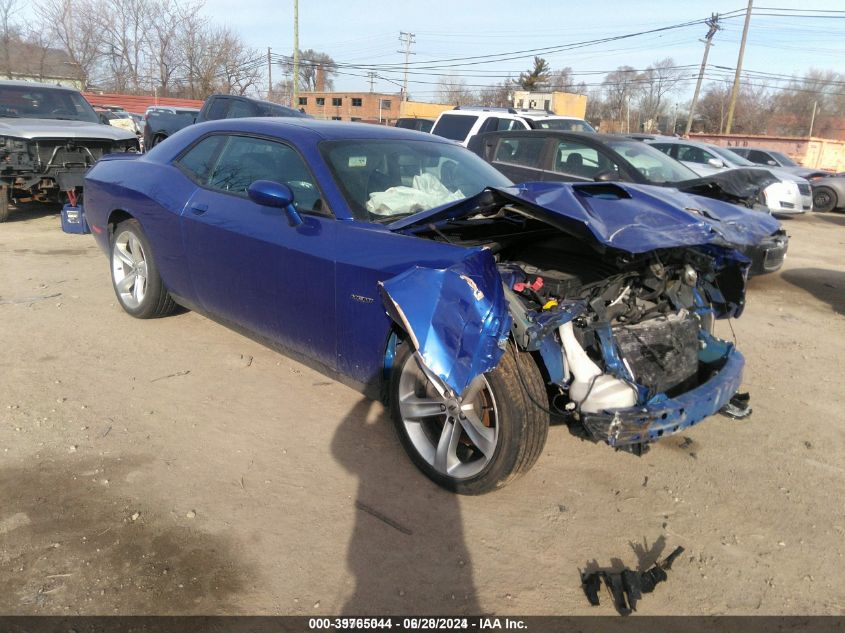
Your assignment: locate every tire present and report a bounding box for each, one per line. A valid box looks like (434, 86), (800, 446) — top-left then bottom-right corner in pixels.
(812, 186), (838, 213)
(389, 340), (549, 495)
(0, 186), (9, 222)
(110, 219), (177, 319)
(151, 134), (166, 148)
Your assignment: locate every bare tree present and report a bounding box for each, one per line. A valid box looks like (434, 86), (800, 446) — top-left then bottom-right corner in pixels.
(36, 0), (103, 88)
(637, 58), (685, 131)
(147, 0), (202, 95)
(771, 70), (845, 137)
(0, 0), (21, 79)
(601, 66), (643, 132)
(477, 81), (512, 107)
(99, 0), (153, 93)
(280, 49), (337, 91)
(215, 28), (261, 95)
(437, 76), (475, 106)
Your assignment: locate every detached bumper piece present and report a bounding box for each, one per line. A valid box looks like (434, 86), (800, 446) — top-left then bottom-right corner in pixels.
(580, 347), (746, 447)
(582, 546), (685, 615)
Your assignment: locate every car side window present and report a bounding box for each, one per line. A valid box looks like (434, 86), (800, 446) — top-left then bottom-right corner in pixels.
(493, 137), (546, 168)
(551, 141), (606, 179)
(175, 136), (226, 184)
(227, 100), (257, 118)
(676, 145), (715, 164)
(496, 119), (527, 131)
(206, 98), (230, 120)
(206, 135), (325, 213)
(748, 150), (771, 165)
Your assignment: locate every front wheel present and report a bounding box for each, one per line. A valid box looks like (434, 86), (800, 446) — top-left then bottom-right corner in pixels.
(813, 186), (838, 213)
(110, 219), (177, 318)
(389, 340), (549, 494)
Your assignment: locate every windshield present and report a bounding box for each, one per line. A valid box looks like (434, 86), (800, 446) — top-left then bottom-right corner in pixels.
(532, 118), (596, 133)
(320, 139), (511, 222)
(709, 144), (754, 166)
(0, 85), (99, 123)
(770, 150), (798, 166)
(606, 139), (700, 183)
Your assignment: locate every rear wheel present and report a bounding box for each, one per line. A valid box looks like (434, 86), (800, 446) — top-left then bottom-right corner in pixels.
(813, 186), (838, 212)
(389, 340), (549, 494)
(110, 219), (177, 318)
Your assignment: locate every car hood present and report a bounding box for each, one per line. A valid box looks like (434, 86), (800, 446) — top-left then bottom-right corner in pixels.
(388, 181), (781, 255)
(0, 118), (136, 141)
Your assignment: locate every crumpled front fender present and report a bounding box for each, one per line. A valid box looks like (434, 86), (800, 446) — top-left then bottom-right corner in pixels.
(379, 248), (511, 397)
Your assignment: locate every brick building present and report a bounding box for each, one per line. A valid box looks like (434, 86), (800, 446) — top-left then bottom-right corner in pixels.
(296, 92), (401, 124)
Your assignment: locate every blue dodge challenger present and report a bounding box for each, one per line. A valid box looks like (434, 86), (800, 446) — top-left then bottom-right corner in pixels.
(81, 118), (776, 494)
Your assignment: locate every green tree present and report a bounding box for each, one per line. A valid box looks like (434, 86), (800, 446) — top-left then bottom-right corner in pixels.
(518, 56), (550, 91)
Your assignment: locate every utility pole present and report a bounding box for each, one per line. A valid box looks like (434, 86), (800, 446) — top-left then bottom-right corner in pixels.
(292, 0), (299, 109)
(398, 31), (415, 101)
(725, 0), (753, 134)
(367, 72), (376, 93)
(685, 13), (720, 136)
(267, 47), (273, 101)
(808, 100), (818, 137)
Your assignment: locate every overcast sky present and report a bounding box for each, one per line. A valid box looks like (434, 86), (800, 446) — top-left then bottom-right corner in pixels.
(194, 0), (844, 100)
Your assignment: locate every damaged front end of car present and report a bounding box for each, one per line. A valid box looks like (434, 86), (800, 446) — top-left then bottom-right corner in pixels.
(381, 182), (759, 453)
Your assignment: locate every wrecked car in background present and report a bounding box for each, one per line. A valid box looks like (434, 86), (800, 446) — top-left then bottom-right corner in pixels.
(0, 80), (139, 222)
(469, 130), (789, 276)
(80, 120), (772, 494)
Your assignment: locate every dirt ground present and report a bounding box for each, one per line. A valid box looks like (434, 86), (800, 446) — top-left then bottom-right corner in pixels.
(1, 204), (844, 616)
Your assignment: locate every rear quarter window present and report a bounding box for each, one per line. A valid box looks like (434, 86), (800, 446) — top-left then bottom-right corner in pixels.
(493, 137), (546, 168)
(432, 114), (478, 141)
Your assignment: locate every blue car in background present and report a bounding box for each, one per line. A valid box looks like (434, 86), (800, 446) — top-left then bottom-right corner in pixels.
(81, 119), (775, 494)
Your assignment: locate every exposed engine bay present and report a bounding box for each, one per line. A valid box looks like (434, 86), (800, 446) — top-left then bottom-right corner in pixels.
(407, 202), (750, 450)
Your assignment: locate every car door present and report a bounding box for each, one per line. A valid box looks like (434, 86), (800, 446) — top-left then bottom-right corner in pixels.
(179, 133), (338, 369)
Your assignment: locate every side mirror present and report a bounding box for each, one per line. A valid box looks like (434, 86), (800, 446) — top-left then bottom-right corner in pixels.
(767, 160), (777, 166)
(247, 180), (303, 227)
(707, 157), (725, 169)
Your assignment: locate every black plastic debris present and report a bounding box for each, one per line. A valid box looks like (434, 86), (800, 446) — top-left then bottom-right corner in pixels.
(581, 545), (685, 615)
(719, 391), (752, 419)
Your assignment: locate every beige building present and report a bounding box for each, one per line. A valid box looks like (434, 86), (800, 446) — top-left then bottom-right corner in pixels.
(512, 91), (587, 118)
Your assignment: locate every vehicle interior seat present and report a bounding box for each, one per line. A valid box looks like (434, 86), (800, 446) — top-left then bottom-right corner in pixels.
(564, 152), (585, 176)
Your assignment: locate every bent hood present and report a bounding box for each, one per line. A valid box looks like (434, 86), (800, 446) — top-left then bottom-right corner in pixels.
(0, 118), (136, 141)
(674, 168), (778, 205)
(389, 181), (781, 255)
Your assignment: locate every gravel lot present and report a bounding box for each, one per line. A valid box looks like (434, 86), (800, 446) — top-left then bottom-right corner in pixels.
(1, 205), (843, 615)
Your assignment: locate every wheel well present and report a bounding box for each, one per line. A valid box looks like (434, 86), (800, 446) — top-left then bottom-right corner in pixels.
(107, 209), (134, 238)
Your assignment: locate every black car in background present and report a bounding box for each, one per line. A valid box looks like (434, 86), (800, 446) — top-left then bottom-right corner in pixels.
(469, 130), (789, 276)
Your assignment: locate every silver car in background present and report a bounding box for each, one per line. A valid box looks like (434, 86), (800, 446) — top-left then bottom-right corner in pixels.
(645, 138), (812, 215)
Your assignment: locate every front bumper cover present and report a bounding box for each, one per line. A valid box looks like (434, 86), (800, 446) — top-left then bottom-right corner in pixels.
(580, 347), (745, 447)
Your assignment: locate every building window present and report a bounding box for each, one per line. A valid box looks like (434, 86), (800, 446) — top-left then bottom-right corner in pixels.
(352, 98), (362, 107)
(316, 97), (325, 106)
(381, 99), (392, 109)
(298, 97), (307, 106)
(331, 116), (342, 120)
(332, 98), (342, 106)
(351, 117), (362, 121)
